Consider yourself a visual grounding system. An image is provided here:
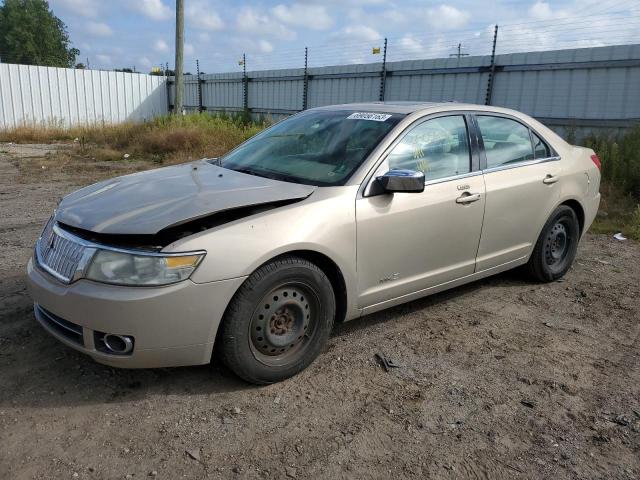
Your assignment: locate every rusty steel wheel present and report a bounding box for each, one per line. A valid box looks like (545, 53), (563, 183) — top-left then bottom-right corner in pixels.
(249, 282), (319, 367)
(544, 221), (570, 268)
(219, 255), (335, 384)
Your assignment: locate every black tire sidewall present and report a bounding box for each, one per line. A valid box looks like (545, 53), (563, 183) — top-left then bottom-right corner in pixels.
(530, 206), (580, 281)
(220, 257), (336, 384)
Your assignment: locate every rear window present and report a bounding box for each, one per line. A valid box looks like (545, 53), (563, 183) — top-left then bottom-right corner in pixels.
(477, 116), (534, 168)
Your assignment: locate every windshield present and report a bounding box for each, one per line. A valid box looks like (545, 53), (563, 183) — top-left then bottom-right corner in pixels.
(220, 110), (404, 186)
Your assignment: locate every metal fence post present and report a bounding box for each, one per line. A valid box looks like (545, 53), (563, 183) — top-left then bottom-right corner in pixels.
(242, 53), (248, 112)
(165, 61), (173, 112)
(196, 59), (204, 113)
(302, 47), (309, 110)
(485, 25), (499, 105)
(379, 37), (388, 101)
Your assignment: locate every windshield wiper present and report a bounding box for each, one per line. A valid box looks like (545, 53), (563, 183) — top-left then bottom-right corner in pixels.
(257, 170), (306, 185)
(230, 167), (269, 179)
(268, 133), (304, 138)
(229, 166), (305, 185)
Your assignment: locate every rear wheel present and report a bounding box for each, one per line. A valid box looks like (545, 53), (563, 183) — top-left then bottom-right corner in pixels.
(219, 255), (335, 384)
(526, 205), (580, 282)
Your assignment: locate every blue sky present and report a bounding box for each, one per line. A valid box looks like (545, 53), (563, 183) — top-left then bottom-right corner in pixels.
(42, 0), (640, 73)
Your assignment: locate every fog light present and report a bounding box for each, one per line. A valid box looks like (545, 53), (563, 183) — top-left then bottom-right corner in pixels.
(95, 331), (134, 355)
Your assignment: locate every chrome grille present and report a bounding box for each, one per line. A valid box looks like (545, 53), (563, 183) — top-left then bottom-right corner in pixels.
(36, 220), (87, 283)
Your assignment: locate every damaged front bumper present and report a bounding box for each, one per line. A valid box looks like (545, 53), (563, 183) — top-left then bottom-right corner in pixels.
(27, 258), (246, 368)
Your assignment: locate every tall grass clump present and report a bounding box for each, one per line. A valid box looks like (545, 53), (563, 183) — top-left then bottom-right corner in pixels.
(582, 125), (640, 240)
(583, 125), (640, 198)
(0, 112), (268, 163)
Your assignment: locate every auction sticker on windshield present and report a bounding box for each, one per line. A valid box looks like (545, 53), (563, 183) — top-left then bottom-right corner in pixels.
(347, 112), (392, 121)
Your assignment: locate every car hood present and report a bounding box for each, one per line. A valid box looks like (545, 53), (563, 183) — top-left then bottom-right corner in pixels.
(55, 160), (316, 235)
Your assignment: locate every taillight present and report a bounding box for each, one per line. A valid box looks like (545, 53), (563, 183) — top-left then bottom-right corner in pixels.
(591, 154), (602, 171)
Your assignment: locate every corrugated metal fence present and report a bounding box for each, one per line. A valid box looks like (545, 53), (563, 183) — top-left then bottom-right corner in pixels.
(173, 44), (640, 138)
(0, 64), (167, 128)
(2, 44), (638, 138)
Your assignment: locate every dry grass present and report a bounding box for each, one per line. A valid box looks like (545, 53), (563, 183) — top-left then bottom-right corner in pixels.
(1, 113), (268, 187)
(590, 182), (640, 241)
(0, 113), (267, 165)
(583, 127), (640, 241)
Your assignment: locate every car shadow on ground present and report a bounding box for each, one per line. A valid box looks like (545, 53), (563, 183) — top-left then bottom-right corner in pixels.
(334, 267), (531, 337)
(0, 268), (533, 409)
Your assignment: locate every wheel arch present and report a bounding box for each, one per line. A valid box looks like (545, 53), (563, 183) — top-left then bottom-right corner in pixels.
(275, 250), (349, 325)
(560, 198), (586, 236)
(526, 197), (587, 263)
(220, 249), (350, 328)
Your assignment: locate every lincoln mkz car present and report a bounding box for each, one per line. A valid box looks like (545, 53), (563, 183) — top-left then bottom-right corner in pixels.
(27, 102), (601, 384)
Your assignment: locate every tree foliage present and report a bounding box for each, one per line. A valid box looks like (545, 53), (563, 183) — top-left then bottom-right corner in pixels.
(0, 0), (79, 67)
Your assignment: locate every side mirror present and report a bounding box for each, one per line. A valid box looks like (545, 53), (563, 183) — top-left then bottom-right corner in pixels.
(376, 169), (425, 193)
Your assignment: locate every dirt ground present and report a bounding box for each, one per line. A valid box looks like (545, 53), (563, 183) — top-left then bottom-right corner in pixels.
(0, 144), (638, 480)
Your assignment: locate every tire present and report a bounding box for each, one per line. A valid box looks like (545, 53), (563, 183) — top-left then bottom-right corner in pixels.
(526, 205), (580, 282)
(219, 255), (336, 384)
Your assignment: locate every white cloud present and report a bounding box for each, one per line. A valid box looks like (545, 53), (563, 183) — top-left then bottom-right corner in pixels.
(236, 7), (296, 40)
(138, 56), (152, 69)
(258, 39), (274, 53)
(131, 0), (172, 21)
(49, 0), (99, 18)
(425, 5), (470, 30)
(271, 3), (333, 30)
(397, 35), (423, 55)
(348, 7), (406, 25)
(336, 25), (381, 42)
(185, 43), (195, 56)
(186, 1), (224, 30)
(225, 37), (279, 63)
(86, 21), (113, 37)
(95, 54), (112, 65)
(528, 2), (553, 20)
(309, 0), (386, 5)
(392, 34), (464, 61)
(154, 39), (169, 53)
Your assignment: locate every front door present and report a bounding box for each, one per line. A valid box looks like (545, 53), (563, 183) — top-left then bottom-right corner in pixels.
(356, 114), (485, 308)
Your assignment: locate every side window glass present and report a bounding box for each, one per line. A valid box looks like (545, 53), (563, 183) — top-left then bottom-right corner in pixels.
(477, 116), (534, 168)
(532, 131), (550, 159)
(387, 116), (471, 181)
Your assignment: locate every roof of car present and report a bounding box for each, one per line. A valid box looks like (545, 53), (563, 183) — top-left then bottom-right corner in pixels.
(310, 101), (532, 121)
(312, 101), (483, 114)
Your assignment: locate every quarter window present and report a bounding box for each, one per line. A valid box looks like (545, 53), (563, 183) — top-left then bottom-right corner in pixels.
(387, 116), (471, 181)
(532, 131), (551, 159)
(477, 116), (534, 169)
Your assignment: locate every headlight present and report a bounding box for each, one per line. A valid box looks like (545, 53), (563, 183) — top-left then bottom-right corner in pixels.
(85, 250), (204, 286)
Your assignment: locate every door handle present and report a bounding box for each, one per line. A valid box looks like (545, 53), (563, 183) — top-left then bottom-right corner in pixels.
(456, 192), (481, 204)
(543, 174), (559, 185)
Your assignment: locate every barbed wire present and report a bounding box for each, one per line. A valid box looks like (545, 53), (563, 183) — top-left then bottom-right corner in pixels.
(187, 6), (639, 72)
(2, 4), (638, 74)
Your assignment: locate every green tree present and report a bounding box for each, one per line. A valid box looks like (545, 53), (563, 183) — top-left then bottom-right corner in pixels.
(0, 0), (79, 67)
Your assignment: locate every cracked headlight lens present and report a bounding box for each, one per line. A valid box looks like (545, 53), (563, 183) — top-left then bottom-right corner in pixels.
(85, 250), (204, 286)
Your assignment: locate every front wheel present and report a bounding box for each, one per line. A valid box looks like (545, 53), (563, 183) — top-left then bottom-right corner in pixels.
(219, 255), (335, 384)
(526, 205), (580, 282)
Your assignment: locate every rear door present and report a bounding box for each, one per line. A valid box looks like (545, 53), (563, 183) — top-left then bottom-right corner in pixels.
(356, 114), (485, 307)
(473, 114), (563, 271)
